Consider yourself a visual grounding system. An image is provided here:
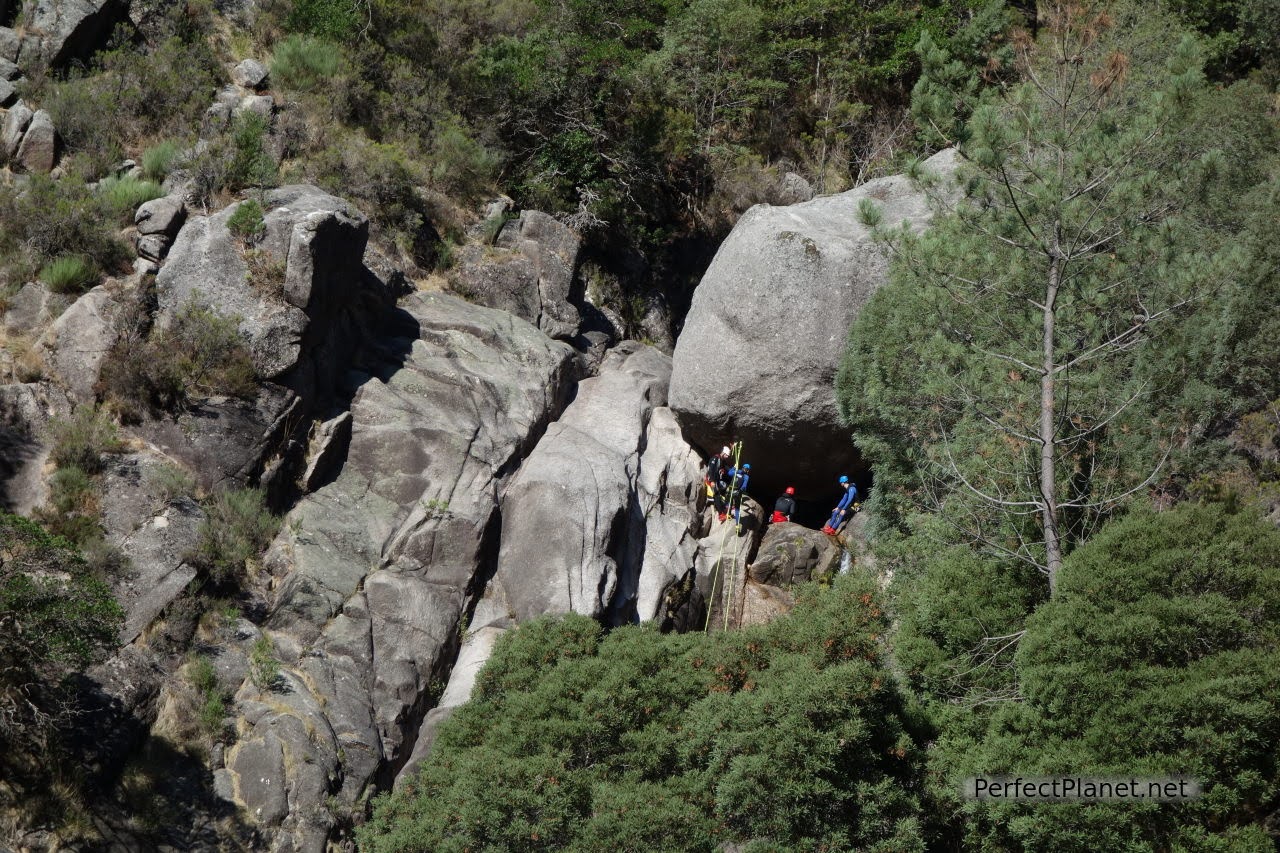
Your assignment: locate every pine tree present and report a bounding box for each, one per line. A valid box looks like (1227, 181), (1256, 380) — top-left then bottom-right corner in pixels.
(852, 3), (1232, 594)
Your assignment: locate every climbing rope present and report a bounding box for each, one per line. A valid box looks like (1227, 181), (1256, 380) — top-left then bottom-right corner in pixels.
(704, 441), (745, 634)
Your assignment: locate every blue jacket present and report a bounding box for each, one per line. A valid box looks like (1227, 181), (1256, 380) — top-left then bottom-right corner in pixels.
(835, 483), (858, 511)
(728, 467), (750, 494)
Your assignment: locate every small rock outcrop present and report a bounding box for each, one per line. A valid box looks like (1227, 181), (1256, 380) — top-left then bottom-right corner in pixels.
(0, 381), (70, 514)
(1, 98), (30, 158)
(36, 281), (127, 402)
(669, 148), (961, 495)
(14, 107), (56, 172)
(231, 57), (269, 90)
(452, 210), (583, 340)
(156, 185), (385, 409)
(750, 521), (842, 587)
(634, 406), (709, 621)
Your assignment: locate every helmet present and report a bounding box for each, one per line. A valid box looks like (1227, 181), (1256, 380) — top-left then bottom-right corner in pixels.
(742, 463), (751, 471)
(839, 475), (849, 484)
(720, 446), (731, 456)
(785, 486), (795, 495)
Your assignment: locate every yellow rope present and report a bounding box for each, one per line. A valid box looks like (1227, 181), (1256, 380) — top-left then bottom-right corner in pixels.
(704, 441), (744, 633)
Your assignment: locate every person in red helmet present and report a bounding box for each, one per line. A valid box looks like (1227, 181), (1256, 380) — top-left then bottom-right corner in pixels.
(771, 486), (797, 524)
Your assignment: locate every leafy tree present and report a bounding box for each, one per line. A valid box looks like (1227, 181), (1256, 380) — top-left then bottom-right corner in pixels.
(844, 3), (1237, 593)
(0, 514), (123, 762)
(943, 503), (1280, 850)
(359, 572), (925, 852)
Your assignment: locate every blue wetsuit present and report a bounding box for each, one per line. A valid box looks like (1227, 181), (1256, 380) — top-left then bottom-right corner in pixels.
(727, 467), (750, 520)
(827, 483), (858, 530)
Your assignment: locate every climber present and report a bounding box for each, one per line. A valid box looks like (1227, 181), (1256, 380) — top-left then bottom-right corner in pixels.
(725, 462), (750, 525)
(771, 486), (797, 524)
(822, 476), (858, 535)
(705, 445), (731, 499)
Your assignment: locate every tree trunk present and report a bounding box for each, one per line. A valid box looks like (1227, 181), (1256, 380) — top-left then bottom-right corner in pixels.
(1041, 235), (1064, 594)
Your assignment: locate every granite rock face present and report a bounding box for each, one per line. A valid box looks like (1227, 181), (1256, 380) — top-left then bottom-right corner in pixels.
(13, 0), (129, 69)
(669, 149), (961, 495)
(219, 293), (575, 849)
(472, 342), (673, 628)
(452, 210), (583, 340)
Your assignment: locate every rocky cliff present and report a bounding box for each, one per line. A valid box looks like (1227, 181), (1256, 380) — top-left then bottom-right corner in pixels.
(1, 65), (941, 842)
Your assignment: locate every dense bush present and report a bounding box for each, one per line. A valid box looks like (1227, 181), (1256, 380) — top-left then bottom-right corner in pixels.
(361, 572), (925, 852)
(33, 464), (101, 547)
(941, 503), (1280, 850)
(98, 300), (258, 417)
(0, 176), (132, 280)
(190, 488), (280, 584)
(0, 513), (123, 765)
(36, 18), (220, 180)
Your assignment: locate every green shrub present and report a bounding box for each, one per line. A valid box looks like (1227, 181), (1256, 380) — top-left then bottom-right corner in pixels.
(227, 199), (267, 245)
(286, 0), (360, 41)
(39, 256), (98, 294)
(187, 655), (219, 696)
(98, 300), (258, 415)
(36, 30), (219, 180)
(0, 176), (131, 274)
(45, 465), (96, 517)
(226, 113), (278, 190)
(362, 571), (924, 852)
(97, 175), (165, 223)
(271, 35), (340, 92)
(191, 487), (279, 584)
(150, 462), (197, 502)
(35, 465), (103, 547)
(140, 140), (182, 182)
(81, 538), (130, 576)
(48, 407), (124, 475)
(248, 636), (280, 691)
(428, 119), (498, 200)
(947, 504), (1280, 850)
(0, 513), (123, 771)
(312, 137), (426, 251)
(198, 692), (227, 735)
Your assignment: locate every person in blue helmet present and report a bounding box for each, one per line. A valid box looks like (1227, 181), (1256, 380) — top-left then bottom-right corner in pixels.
(822, 476), (858, 535)
(726, 462), (750, 524)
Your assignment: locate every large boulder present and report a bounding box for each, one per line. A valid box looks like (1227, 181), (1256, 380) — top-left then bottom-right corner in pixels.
(0, 27), (19, 62)
(36, 280), (125, 402)
(473, 342), (671, 628)
(231, 57), (269, 90)
(220, 293), (575, 847)
(452, 210), (582, 339)
(749, 520), (842, 587)
(1, 98), (30, 158)
(669, 148), (961, 496)
(156, 185), (387, 409)
(14, 107), (56, 172)
(134, 194), (186, 237)
(136, 385), (301, 493)
(15, 0), (129, 69)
